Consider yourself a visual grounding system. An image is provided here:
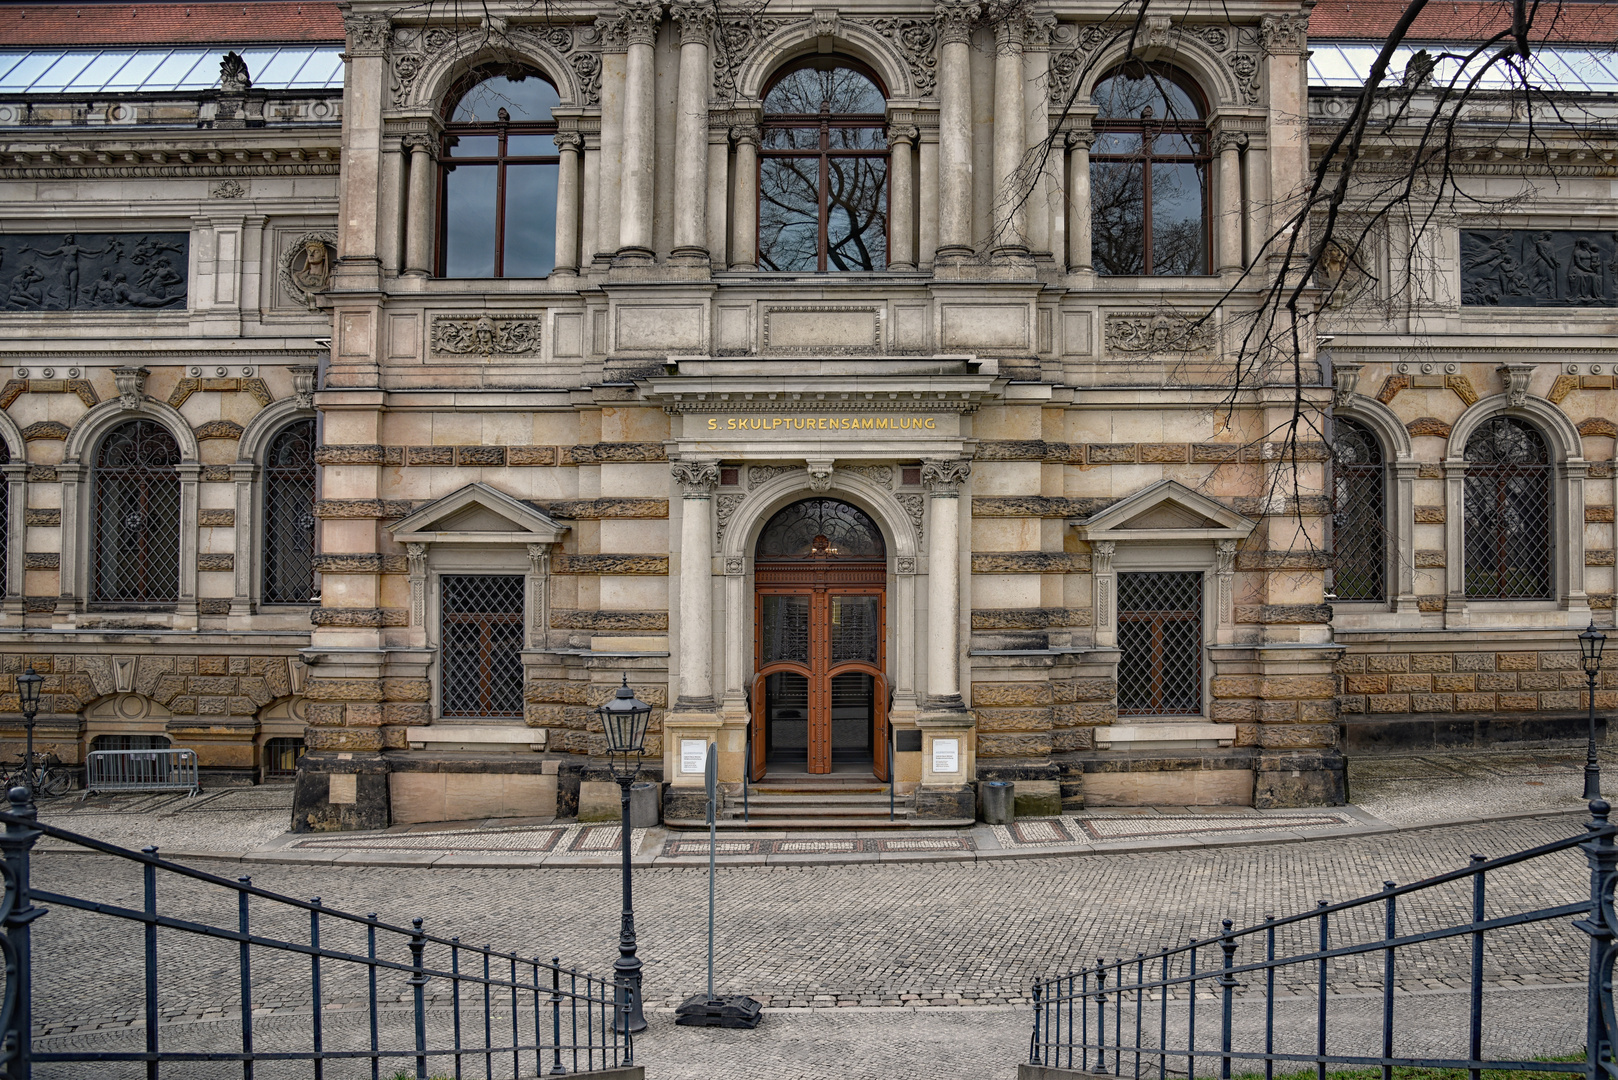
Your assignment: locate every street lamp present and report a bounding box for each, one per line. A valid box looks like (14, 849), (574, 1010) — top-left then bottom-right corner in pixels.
(597, 674), (652, 1034)
(16, 667), (42, 797)
(1581, 621), (1608, 800)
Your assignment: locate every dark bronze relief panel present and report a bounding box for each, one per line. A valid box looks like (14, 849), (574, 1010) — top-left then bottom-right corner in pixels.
(1461, 229), (1618, 307)
(0, 233), (188, 312)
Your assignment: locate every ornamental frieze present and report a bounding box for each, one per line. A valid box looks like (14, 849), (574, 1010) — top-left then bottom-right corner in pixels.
(430, 314), (543, 357)
(0, 233), (188, 312)
(1103, 312), (1217, 354)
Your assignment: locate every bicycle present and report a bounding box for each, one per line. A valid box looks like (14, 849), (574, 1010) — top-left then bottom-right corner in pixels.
(0, 753), (74, 798)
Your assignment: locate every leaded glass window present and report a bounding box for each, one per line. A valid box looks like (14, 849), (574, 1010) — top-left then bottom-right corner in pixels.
(262, 418), (316, 604)
(1090, 63), (1210, 276)
(756, 498), (885, 560)
(1464, 417), (1553, 599)
(1332, 418), (1386, 602)
(759, 58), (888, 272)
(1117, 572), (1203, 715)
(93, 419), (181, 604)
(440, 574), (525, 717)
(0, 439), (9, 594)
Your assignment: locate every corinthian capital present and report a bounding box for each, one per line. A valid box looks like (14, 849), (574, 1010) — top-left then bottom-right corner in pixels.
(669, 0), (716, 46)
(934, 0), (981, 46)
(343, 13), (390, 56)
(920, 459), (971, 495)
(672, 460), (721, 497)
(614, 0), (665, 48)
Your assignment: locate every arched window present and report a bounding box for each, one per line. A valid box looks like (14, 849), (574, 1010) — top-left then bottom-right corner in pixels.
(756, 498), (886, 560)
(1332, 418), (1386, 602)
(1090, 63), (1210, 276)
(759, 58), (889, 273)
(262, 418), (317, 604)
(93, 420), (181, 604)
(0, 439), (10, 594)
(1464, 416), (1553, 599)
(439, 65), (561, 278)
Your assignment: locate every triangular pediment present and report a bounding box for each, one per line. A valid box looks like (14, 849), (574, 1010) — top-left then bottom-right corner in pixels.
(390, 482), (569, 544)
(1073, 479), (1255, 542)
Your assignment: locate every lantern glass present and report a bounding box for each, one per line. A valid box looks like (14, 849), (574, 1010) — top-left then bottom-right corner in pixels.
(1582, 622), (1608, 677)
(16, 667), (42, 712)
(597, 675), (651, 756)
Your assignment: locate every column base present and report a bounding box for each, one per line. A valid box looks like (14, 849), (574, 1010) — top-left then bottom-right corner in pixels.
(663, 708), (724, 789)
(612, 246), (657, 267)
(667, 247), (711, 269)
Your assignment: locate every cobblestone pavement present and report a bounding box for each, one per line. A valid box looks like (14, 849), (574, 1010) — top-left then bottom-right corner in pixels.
(1349, 747), (1611, 826)
(27, 811), (1603, 1078)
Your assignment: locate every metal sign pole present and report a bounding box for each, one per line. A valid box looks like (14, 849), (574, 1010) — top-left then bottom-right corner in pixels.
(705, 742), (716, 1001)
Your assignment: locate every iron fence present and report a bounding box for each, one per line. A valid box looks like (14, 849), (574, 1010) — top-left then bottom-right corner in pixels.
(0, 787), (633, 1078)
(1029, 799), (1618, 1080)
(84, 748), (200, 797)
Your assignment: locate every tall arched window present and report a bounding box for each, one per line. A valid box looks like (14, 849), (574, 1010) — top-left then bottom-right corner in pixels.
(1464, 416), (1553, 599)
(759, 58), (889, 272)
(439, 65), (561, 278)
(1331, 418), (1386, 602)
(1090, 62), (1210, 276)
(262, 419), (317, 604)
(0, 439), (10, 594)
(93, 419), (181, 604)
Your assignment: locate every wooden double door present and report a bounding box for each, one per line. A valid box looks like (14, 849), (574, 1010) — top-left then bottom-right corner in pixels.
(748, 499), (890, 780)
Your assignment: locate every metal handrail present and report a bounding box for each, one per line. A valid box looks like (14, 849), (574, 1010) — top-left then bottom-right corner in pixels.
(1028, 800), (1618, 1080)
(0, 790), (633, 1077)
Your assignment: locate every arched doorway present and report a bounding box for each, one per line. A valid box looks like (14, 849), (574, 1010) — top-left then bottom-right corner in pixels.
(751, 498), (889, 780)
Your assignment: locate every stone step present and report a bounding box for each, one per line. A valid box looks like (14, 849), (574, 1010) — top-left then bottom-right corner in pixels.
(742, 792), (898, 805)
(722, 803), (903, 818)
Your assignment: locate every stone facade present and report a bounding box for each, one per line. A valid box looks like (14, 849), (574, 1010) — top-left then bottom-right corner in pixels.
(0, 0), (1610, 827)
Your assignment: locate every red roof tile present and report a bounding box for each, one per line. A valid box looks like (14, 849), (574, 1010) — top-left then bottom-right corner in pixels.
(0, 2), (345, 46)
(1310, 0), (1618, 44)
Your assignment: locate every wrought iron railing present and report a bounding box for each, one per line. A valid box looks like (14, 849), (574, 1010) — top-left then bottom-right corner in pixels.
(1030, 799), (1618, 1080)
(0, 788), (633, 1078)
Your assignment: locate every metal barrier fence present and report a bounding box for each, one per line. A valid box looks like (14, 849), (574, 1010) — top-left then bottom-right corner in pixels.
(0, 787), (634, 1078)
(1029, 799), (1618, 1080)
(84, 748), (201, 797)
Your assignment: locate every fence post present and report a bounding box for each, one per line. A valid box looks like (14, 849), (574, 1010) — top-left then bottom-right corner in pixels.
(1096, 958), (1108, 1074)
(1219, 919), (1239, 1080)
(1578, 799), (1618, 1080)
(408, 918), (429, 1080)
(0, 787), (44, 1080)
(1030, 981), (1042, 1065)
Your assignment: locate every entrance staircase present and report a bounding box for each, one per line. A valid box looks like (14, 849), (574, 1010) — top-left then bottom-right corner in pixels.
(666, 773), (973, 830)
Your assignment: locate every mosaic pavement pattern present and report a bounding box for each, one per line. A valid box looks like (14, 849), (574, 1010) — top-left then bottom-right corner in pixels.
(662, 835), (975, 857)
(992, 811), (1361, 848)
(291, 822), (649, 856)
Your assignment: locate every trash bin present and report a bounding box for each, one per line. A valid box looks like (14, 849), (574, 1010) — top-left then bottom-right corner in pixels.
(629, 781), (660, 829)
(980, 780), (1014, 825)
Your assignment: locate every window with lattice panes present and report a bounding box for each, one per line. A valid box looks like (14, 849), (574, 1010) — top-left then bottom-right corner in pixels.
(93, 419), (182, 605)
(1463, 416), (1553, 600)
(1117, 572), (1204, 715)
(1331, 418), (1387, 602)
(440, 574), (525, 718)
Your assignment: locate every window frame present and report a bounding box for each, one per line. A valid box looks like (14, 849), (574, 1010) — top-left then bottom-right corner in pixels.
(438, 572), (528, 719)
(260, 417), (317, 606)
(758, 55), (891, 273)
(1089, 61), (1213, 277)
(1116, 570), (1206, 717)
(1461, 415), (1555, 601)
(436, 65), (560, 279)
(1330, 416), (1389, 604)
(90, 417), (184, 609)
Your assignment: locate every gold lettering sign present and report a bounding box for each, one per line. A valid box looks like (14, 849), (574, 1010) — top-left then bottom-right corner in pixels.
(704, 416), (939, 432)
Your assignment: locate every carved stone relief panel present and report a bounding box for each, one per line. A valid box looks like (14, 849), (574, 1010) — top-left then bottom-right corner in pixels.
(279, 231), (337, 307)
(0, 233), (188, 311)
(1461, 230), (1618, 307)
(1104, 312), (1217, 354)
(390, 22), (602, 108)
(430, 314), (543, 356)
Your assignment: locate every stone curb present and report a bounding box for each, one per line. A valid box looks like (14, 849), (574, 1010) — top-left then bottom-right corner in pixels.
(32, 802), (1598, 870)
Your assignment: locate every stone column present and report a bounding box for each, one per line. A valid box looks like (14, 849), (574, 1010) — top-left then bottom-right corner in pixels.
(729, 125), (759, 269)
(918, 120), (940, 268)
(1065, 129), (1093, 272)
(334, 12), (389, 291)
(176, 462), (202, 627)
(707, 126), (730, 266)
(53, 462), (82, 620)
(596, 18), (629, 267)
(1393, 459), (1420, 613)
(1442, 458), (1468, 627)
(990, 7), (1028, 260)
(2, 461), (24, 617)
(669, 0), (713, 264)
(672, 460), (720, 707)
(553, 131), (583, 275)
(616, 0), (663, 263)
(1244, 138), (1269, 263)
(1216, 129), (1247, 273)
(1261, 14), (1309, 255)
(887, 124), (918, 270)
(581, 128), (601, 265)
(402, 134), (437, 276)
(229, 462), (257, 618)
(1023, 12), (1055, 260)
(934, 1), (979, 262)
(921, 460), (971, 706)
(1091, 539), (1116, 646)
(378, 139), (405, 274)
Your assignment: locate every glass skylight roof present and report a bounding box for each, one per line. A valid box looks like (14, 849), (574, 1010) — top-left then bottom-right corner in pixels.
(0, 46), (344, 94)
(1309, 43), (1618, 93)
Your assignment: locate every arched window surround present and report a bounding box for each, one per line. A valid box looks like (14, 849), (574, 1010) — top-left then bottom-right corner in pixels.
(233, 399), (318, 616)
(59, 400), (200, 625)
(0, 408), (26, 618)
(1442, 392), (1589, 623)
(1331, 396), (1420, 617)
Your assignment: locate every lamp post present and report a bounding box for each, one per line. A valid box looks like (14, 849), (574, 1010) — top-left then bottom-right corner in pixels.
(596, 673), (652, 1034)
(1581, 621), (1608, 800)
(16, 667), (42, 797)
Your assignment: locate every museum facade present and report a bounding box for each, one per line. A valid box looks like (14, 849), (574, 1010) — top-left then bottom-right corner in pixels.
(0, 0), (1611, 829)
